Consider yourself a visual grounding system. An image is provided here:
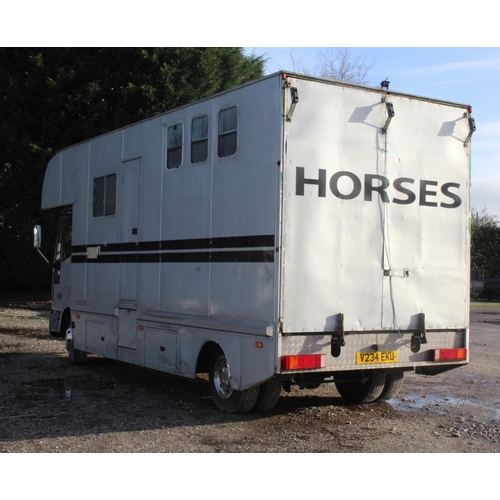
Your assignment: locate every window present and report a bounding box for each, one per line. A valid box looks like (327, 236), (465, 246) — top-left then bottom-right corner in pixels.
(93, 174), (117, 217)
(167, 123), (183, 169)
(55, 215), (72, 263)
(218, 106), (238, 158)
(191, 115), (208, 164)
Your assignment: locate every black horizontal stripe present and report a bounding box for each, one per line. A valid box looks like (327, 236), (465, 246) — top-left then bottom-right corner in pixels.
(71, 249), (274, 264)
(72, 234), (274, 255)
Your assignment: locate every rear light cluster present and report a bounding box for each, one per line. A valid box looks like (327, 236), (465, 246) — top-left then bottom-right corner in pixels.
(281, 354), (326, 370)
(434, 348), (468, 362)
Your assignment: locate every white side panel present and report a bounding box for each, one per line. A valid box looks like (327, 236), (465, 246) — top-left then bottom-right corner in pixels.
(42, 142), (89, 210)
(60, 144), (88, 208)
(136, 119), (162, 312)
(209, 262), (275, 322)
(119, 159), (140, 306)
(118, 308), (137, 350)
(41, 153), (62, 209)
(211, 77), (279, 239)
(123, 123), (143, 161)
(159, 100), (213, 317)
(282, 78), (470, 333)
(145, 327), (178, 371)
(209, 76), (280, 322)
(85, 133), (123, 309)
(63, 144), (90, 304)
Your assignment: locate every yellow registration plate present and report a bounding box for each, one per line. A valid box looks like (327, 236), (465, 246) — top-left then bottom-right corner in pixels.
(356, 351), (398, 365)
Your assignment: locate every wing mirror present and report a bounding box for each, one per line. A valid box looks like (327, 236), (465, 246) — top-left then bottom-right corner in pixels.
(33, 225), (49, 263)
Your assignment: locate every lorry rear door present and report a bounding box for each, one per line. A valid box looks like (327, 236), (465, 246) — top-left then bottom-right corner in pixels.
(281, 76), (471, 335)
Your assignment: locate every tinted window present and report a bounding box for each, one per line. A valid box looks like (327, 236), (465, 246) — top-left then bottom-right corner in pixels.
(218, 106), (238, 158)
(191, 115), (208, 164)
(93, 174), (116, 217)
(167, 123), (183, 169)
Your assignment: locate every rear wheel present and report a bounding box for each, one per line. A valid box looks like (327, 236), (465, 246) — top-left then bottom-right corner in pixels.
(209, 348), (259, 413)
(252, 380), (282, 412)
(335, 371), (386, 404)
(377, 372), (404, 401)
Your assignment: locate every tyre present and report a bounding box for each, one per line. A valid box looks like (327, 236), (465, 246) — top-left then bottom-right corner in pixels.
(252, 380), (282, 412)
(209, 348), (259, 413)
(377, 372), (404, 401)
(335, 371), (386, 404)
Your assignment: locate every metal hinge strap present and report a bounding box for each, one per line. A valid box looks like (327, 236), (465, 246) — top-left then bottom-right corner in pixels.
(331, 312), (345, 358)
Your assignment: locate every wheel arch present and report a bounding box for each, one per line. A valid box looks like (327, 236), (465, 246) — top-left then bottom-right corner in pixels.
(60, 307), (72, 336)
(50, 306), (72, 338)
(191, 334), (275, 391)
(195, 340), (222, 374)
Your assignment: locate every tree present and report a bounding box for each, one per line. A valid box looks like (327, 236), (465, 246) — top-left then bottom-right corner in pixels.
(0, 48), (264, 294)
(290, 47), (375, 85)
(471, 208), (500, 278)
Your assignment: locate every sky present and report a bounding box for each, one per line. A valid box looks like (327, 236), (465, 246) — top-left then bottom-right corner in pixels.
(245, 47), (500, 218)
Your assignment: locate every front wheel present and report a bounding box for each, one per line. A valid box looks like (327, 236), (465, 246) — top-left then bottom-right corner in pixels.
(335, 371), (386, 404)
(209, 348), (259, 413)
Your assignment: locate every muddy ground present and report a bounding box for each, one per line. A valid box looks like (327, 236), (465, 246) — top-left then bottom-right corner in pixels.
(0, 302), (499, 454)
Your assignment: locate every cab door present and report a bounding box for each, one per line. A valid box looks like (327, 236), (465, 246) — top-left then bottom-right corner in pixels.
(51, 212), (72, 333)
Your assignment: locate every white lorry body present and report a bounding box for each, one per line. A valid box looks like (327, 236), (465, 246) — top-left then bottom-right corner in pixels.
(40, 72), (472, 412)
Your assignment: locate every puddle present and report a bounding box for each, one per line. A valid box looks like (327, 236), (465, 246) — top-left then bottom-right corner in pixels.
(24, 376), (121, 402)
(389, 393), (468, 413)
(388, 392), (500, 420)
(63, 376), (120, 401)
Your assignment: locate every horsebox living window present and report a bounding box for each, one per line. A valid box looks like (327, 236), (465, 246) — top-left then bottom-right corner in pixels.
(191, 115), (209, 164)
(218, 106), (238, 158)
(93, 174), (117, 217)
(167, 123), (183, 169)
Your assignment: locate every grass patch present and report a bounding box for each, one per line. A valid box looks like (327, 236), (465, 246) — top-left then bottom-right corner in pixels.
(0, 308), (49, 330)
(471, 301), (500, 310)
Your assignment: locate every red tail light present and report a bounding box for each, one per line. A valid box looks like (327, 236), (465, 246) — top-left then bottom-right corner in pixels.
(281, 354), (326, 370)
(434, 348), (468, 362)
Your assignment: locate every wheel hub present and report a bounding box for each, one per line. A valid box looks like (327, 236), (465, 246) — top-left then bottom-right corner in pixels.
(214, 355), (233, 399)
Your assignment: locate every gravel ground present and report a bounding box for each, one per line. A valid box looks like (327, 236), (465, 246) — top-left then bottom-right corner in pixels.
(1, 302), (500, 455)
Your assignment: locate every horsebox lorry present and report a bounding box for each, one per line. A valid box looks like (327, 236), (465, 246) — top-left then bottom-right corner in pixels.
(35, 71), (473, 413)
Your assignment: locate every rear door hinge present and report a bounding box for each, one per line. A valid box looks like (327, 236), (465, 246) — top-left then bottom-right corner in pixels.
(381, 100), (395, 134)
(411, 312), (428, 353)
(331, 312), (346, 358)
(464, 113), (476, 146)
(286, 87), (299, 122)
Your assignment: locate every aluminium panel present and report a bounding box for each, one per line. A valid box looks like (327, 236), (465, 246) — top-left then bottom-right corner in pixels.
(281, 77), (470, 334)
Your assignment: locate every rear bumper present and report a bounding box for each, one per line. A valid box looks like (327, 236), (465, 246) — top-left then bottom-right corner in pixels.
(279, 329), (468, 375)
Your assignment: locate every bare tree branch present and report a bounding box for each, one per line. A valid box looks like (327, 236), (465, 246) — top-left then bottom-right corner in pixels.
(288, 48), (314, 75)
(288, 48), (376, 85)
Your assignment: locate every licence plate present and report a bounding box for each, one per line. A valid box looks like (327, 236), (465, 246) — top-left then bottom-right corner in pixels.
(356, 351), (398, 365)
